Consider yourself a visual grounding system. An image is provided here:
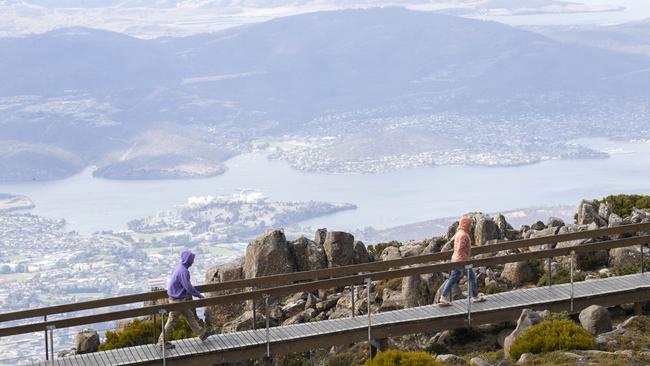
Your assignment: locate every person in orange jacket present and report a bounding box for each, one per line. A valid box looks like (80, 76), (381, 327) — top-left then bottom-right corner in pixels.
(439, 215), (486, 306)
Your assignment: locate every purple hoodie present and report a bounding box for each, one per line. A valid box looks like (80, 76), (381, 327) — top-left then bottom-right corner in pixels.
(167, 251), (204, 300)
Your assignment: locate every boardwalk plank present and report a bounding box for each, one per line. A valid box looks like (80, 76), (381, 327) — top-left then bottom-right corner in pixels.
(29, 274), (650, 366)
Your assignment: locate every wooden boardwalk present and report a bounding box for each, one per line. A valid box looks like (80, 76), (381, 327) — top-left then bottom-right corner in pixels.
(31, 273), (650, 366)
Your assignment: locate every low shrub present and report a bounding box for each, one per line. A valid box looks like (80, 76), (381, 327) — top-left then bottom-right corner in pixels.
(324, 352), (362, 366)
(376, 278), (403, 294)
(537, 267), (585, 286)
(364, 350), (443, 366)
(99, 317), (195, 351)
(612, 258), (650, 276)
(601, 194), (650, 218)
(509, 319), (594, 360)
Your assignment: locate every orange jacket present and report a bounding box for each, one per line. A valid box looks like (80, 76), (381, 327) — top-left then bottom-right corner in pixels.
(452, 216), (473, 261)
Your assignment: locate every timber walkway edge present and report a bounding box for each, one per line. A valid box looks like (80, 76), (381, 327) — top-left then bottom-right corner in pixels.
(30, 273), (650, 366)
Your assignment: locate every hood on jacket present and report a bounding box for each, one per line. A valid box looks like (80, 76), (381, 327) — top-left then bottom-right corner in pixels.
(180, 250), (195, 267)
(458, 216), (473, 232)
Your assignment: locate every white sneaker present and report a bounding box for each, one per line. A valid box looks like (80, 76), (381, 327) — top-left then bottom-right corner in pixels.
(472, 294), (486, 303)
(438, 297), (451, 307)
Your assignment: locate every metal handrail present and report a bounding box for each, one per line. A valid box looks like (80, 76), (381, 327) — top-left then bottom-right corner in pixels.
(1, 231), (648, 338)
(2, 222), (647, 324)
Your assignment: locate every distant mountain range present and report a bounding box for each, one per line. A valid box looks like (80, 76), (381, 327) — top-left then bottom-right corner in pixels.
(1, 8), (649, 181)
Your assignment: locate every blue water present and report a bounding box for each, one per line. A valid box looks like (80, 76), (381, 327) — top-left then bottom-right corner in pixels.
(0, 138), (648, 234)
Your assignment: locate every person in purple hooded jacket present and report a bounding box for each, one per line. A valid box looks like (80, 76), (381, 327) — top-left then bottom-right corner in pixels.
(158, 250), (211, 349)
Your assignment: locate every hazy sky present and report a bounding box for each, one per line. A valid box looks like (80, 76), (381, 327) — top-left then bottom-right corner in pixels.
(1, 0), (650, 38)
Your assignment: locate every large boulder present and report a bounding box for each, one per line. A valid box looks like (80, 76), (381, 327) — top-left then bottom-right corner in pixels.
(556, 224), (607, 270)
(283, 308), (317, 325)
(421, 272), (445, 296)
(335, 285), (377, 316)
(75, 330), (99, 354)
(528, 227), (559, 251)
(598, 203), (613, 224)
(447, 221), (459, 241)
(380, 288), (403, 312)
(474, 213), (501, 245)
(436, 354), (467, 365)
(579, 305), (612, 335)
(631, 208), (650, 223)
(315, 228), (327, 245)
(609, 246), (641, 268)
(577, 200), (607, 227)
(204, 258), (246, 329)
(402, 274), (431, 308)
(222, 311), (276, 333)
(353, 241), (373, 264)
(323, 231), (356, 268)
(244, 230), (295, 278)
(290, 236), (328, 272)
(400, 242), (424, 257)
(608, 213), (624, 239)
(504, 309), (543, 358)
(500, 261), (534, 286)
(380, 246), (402, 262)
(547, 217), (565, 228)
(495, 214), (511, 236)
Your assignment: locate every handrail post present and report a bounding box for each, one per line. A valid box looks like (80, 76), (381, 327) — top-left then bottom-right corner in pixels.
(366, 277), (373, 358)
(252, 298), (257, 330)
(570, 251), (575, 312)
(466, 264), (472, 327)
(264, 294), (271, 359)
(159, 309), (167, 366)
(351, 284), (356, 318)
(641, 243), (645, 274)
(46, 325), (55, 365)
(44, 315), (48, 361)
(547, 257), (552, 287)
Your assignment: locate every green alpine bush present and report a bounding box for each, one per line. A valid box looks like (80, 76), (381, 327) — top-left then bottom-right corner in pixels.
(364, 350), (443, 366)
(509, 320), (594, 360)
(99, 317), (195, 351)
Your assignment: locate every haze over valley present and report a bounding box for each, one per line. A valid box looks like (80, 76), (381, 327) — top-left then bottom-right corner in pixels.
(1, 7), (650, 180)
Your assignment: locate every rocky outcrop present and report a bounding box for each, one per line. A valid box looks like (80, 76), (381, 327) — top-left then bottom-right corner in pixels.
(400, 242), (424, 257)
(577, 200), (607, 227)
(75, 330), (99, 354)
(504, 309), (543, 358)
(436, 354), (467, 365)
(579, 305), (612, 335)
(474, 213), (501, 245)
(291, 236), (328, 272)
(315, 228), (327, 245)
(380, 288), (403, 312)
(556, 224), (608, 270)
(204, 258), (245, 329)
(609, 246), (641, 268)
(547, 217), (565, 228)
(222, 311), (276, 333)
(402, 274), (431, 308)
(495, 214), (510, 236)
(500, 261), (533, 286)
(353, 240), (373, 264)
(529, 227), (559, 251)
(380, 246), (402, 261)
(244, 229), (295, 278)
(598, 203), (613, 223)
(283, 308), (317, 325)
(447, 221), (459, 241)
(323, 231), (356, 268)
